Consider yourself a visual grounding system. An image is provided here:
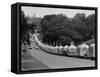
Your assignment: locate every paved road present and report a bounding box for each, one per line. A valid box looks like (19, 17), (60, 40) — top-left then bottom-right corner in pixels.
(21, 50), (50, 71)
(21, 58), (50, 71)
(29, 41), (95, 69)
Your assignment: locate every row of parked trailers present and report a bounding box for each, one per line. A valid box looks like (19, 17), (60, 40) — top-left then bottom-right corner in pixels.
(33, 33), (95, 59)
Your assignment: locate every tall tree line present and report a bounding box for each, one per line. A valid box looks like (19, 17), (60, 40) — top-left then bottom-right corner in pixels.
(40, 13), (95, 46)
(21, 11), (36, 45)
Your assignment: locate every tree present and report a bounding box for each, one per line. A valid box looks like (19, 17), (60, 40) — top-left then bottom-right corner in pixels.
(21, 11), (36, 45)
(21, 11), (28, 44)
(86, 14), (95, 39)
(40, 13), (95, 46)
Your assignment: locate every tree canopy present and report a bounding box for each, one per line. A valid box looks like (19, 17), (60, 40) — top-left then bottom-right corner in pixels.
(21, 11), (36, 45)
(40, 13), (95, 46)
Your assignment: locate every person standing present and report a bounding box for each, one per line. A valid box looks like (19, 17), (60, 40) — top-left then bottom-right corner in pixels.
(58, 44), (63, 55)
(78, 43), (89, 57)
(53, 44), (58, 54)
(64, 45), (69, 55)
(90, 43), (95, 57)
(68, 42), (77, 55)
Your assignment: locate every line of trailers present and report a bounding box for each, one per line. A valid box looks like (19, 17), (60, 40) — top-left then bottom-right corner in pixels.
(33, 33), (95, 60)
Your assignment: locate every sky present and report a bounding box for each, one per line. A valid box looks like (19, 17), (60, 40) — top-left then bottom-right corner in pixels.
(21, 6), (95, 18)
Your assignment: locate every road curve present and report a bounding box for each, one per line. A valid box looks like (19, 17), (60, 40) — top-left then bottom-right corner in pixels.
(29, 41), (95, 69)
